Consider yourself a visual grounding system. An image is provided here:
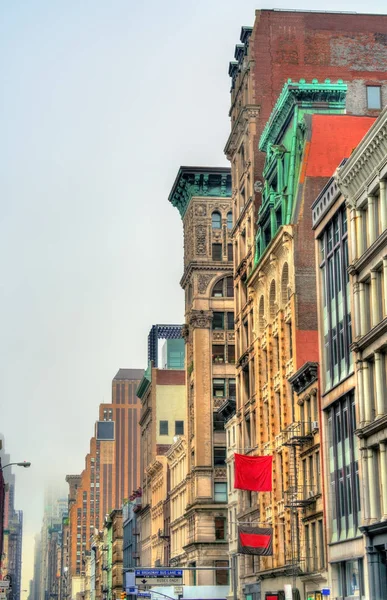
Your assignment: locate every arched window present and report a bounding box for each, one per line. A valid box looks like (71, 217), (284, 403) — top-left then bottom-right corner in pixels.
(227, 212), (233, 230)
(269, 280), (276, 319)
(212, 276), (234, 298)
(213, 280), (224, 297)
(212, 211), (221, 229)
(281, 263), (289, 305)
(259, 296), (265, 332)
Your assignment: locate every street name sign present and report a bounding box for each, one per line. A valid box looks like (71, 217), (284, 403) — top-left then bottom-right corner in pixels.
(0, 583), (10, 589)
(135, 569), (183, 586)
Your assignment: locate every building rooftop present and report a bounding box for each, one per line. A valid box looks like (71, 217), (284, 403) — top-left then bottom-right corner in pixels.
(113, 368), (144, 381)
(169, 166), (231, 218)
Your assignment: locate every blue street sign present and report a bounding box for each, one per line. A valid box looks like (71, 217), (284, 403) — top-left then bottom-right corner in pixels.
(135, 570), (183, 577)
(321, 590), (331, 596)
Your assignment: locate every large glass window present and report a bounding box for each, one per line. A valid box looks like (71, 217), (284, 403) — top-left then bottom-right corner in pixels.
(327, 391), (359, 542)
(227, 211), (233, 229)
(319, 206), (352, 391)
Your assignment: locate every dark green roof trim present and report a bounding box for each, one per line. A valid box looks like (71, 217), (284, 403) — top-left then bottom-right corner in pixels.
(259, 78), (347, 152)
(169, 166), (232, 219)
(136, 363), (151, 400)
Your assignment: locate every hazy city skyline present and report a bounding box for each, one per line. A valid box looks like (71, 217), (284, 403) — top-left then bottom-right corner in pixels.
(1, 0), (387, 592)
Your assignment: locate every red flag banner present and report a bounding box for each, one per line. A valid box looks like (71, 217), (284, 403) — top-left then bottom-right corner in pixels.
(238, 526), (273, 555)
(234, 454), (273, 491)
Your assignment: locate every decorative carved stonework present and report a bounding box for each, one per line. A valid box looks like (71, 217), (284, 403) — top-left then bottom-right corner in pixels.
(214, 467), (227, 479)
(194, 203), (207, 216)
(195, 225), (207, 255)
(213, 397), (224, 409)
(197, 274), (213, 294)
(189, 310), (213, 329)
(227, 331), (235, 342)
(212, 331), (225, 342)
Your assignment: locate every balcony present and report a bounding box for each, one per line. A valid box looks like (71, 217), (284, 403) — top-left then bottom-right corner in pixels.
(282, 422), (313, 447)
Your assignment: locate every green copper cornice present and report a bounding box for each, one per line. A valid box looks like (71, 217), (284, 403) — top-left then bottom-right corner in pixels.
(136, 362), (151, 400)
(169, 166), (232, 219)
(259, 78), (347, 152)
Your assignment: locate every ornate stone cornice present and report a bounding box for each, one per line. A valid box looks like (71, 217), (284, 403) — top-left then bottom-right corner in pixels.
(180, 262), (233, 290)
(351, 317), (387, 354)
(169, 167), (232, 219)
(337, 105), (387, 207)
(259, 79), (347, 152)
(288, 362), (318, 395)
(188, 309), (213, 330)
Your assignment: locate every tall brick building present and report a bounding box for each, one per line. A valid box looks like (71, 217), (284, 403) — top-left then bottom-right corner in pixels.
(225, 9), (387, 600)
(66, 369), (143, 594)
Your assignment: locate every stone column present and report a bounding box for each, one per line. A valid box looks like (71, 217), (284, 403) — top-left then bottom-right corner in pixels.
(359, 282), (366, 337)
(362, 360), (372, 423)
(350, 208), (357, 262)
(383, 257), (387, 318)
(374, 351), (385, 418)
(380, 180), (387, 233)
(370, 270), (379, 326)
(368, 195), (376, 246)
(356, 360), (365, 425)
(356, 210), (365, 255)
(361, 445), (370, 524)
(353, 280), (361, 339)
(379, 442), (387, 519)
(368, 447), (379, 522)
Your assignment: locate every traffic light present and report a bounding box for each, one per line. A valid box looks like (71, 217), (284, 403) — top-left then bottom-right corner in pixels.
(120, 592), (126, 599)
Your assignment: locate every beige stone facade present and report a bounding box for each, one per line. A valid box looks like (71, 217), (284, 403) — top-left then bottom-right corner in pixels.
(337, 106), (387, 600)
(169, 167), (234, 587)
(138, 365), (185, 567)
(167, 436), (188, 576)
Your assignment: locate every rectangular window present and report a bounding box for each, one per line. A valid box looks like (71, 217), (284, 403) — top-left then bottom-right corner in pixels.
(318, 519), (325, 569)
(214, 517), (226, 540)
(213, 379), (225, 397)
(228, 378), (236, 398)
(175, 421), (184, 435)
(212, 243), (222, 261)
(214, 482), (227, 502)
(228, 244), (233, 262)
(212, 345), (225, 364)
(213, 312), (224, 330)
(227, 345), (235, 364)
(367, 85), (382, 110)
(159, 420), (168, 435)
(328, 392), (359, 540)
(215, 560), (229, 585)
(214, 447), (226, 465)
(319, 206), (352, 391)
(227, 312), (235, 330)
(226, 276), (234, 297)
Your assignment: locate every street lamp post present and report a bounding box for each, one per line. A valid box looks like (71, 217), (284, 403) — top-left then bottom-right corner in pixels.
(0, 463), (31, 470)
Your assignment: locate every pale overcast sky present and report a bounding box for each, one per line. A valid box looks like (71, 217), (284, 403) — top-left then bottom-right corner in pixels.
(1, 0), (386, 590)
